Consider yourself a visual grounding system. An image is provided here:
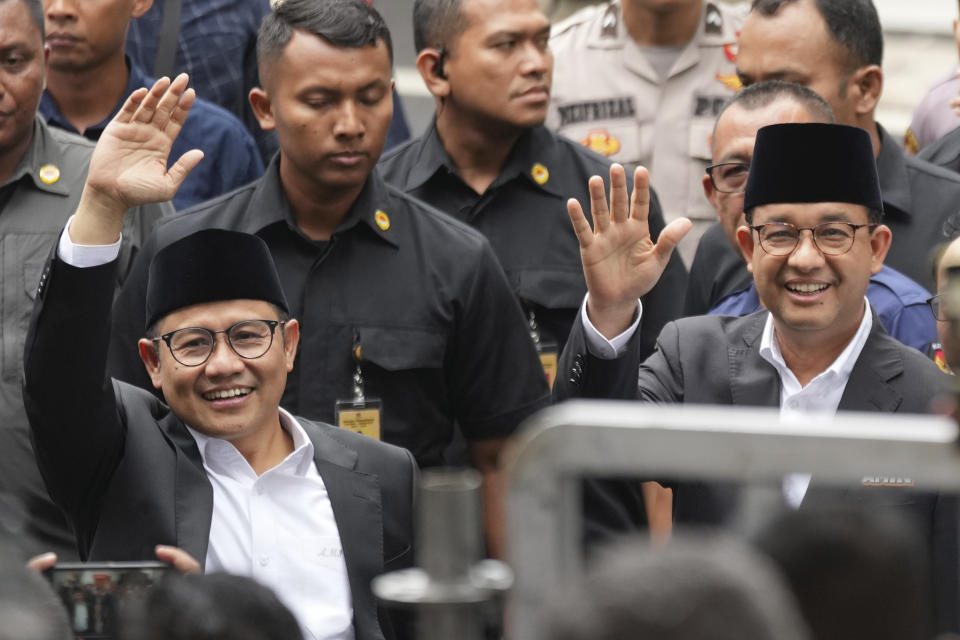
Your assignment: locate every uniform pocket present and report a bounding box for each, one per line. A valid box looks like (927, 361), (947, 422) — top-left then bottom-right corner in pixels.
(354, 326), (446, 371)
(3, 233), (57, 380)
(514, 267), (586, 310)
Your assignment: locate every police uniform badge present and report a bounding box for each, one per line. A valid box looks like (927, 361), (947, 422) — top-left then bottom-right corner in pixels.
(929, 342), (952, 374)
(705, 3), (723, 35)
(581, 130), (620, 157)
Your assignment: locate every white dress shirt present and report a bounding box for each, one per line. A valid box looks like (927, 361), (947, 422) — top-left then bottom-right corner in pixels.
(189, 410), (354, 640)
(57, 219), (354, 640)
(757, 303), (873, 506)
(582, 295), (874, 506)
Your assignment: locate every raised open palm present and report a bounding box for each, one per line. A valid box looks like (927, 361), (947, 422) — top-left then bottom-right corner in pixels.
(567, 164), (690, 337)
(85, 74), (204, 211)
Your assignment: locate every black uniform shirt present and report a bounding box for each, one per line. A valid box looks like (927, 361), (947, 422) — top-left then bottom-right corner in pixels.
(379, 123), (688, 359)
(876, 124), (960, 292)
(683, 221), (752, 316)
(107, 159), (551, 467)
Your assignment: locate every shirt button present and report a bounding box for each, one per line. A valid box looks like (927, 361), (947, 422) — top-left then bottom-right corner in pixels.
(256, 486), (264, 496)
(259, 555), (269, 567)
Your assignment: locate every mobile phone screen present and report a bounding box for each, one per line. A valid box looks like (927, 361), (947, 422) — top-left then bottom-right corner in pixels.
(46, 562), (172, 639)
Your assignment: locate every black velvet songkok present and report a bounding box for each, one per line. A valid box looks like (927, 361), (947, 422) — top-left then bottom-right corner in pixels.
(743, 123), (883, 214)
(145, 229), (289, 329)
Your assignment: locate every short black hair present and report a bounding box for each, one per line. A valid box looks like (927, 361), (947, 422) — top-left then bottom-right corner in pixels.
(755, 506), (934, 640)
(118, 573), (303, 640)
(713, 80), (835, 160)
(546, 535), (810, 640)
(413, 0), (469, 53)
(750, 0), (883, 72)
(258, 0), (393, 70)
(721, 80), (835, 124)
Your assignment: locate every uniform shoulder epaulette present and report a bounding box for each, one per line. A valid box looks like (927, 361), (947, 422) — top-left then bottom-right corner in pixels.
(703, 1), (746, 39)
(549, 1), (611, 41)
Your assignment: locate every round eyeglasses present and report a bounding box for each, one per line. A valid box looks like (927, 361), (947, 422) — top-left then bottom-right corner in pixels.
(705, 161), (750, 194)
(749, 222), (877, 256)
(154, 319), (283, 367)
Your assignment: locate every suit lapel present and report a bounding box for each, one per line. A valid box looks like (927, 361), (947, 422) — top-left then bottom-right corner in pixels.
(159, 415), (213, 565)
(305, 422), (386, 640)
(729, 313), (780, 407)
(838, 314), (903, 412)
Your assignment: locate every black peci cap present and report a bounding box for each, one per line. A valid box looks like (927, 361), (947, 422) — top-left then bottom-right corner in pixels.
(145, 229), (289, 330)
(743, 123), (883, 214)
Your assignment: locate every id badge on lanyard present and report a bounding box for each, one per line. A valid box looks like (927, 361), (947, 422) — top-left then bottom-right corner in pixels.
(527, 308), (558, 389)
(335, 338), (383, 440)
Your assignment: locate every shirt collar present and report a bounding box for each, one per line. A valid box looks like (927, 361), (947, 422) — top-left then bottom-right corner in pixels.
(875, 123), (912, 218)
(586, 1), (739, 48)
(40, 57), (149, 140)
(395, 120), (572, 199)
(3, 117), (72, 196)
(759, 298), (874, 384)
(243, 155), (399, 249)
(185, 407), (316, 478)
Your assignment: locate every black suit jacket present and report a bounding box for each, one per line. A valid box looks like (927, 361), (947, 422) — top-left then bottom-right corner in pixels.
(23, 254), (415, 640)
(557, 309), (948, 411)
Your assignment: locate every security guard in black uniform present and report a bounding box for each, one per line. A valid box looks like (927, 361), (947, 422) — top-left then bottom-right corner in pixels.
(379, 0), (687, 382)
(107, 0), (549, 558)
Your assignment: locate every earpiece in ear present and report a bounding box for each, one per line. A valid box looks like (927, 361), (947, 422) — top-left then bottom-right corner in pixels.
(435, 47), (447, 80)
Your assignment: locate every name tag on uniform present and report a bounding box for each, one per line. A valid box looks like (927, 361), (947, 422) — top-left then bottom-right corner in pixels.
(538, 342), (559, 389)
(335, 398), (383, 440)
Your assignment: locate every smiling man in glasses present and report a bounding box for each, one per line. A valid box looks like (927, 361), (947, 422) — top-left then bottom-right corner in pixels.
(23, 75), (416, 640)
(684, 80), (936, 355)
(558, 120), (948, 410)
(555, 120), (957, 631)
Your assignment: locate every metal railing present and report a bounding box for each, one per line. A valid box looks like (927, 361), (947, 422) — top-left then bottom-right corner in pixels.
(504, 400), (960, 640)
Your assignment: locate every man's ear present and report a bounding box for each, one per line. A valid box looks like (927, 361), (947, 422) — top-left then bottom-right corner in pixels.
(869, 223), (892, 275)
(138, 339), (164, 391)
(736, 225), (756, 271)
(131, 0), (154, 19)
(281, 319), (300, 373)
(850, 65), (883, 117)
(249, 87), (275, 132)
(702, 172), (720, 218)
(415, 48), (450, 99)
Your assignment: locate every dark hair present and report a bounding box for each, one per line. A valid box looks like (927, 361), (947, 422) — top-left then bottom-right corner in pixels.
(118, 573), (303, 640)
(754, 506), (934, 640)
(258, 0), (393, 69)
(413, 0), (469, 53)
(545, 535), (810, 640)
(713, 80), (835, 165)
(750, 0), (883, 72)
(722, 80), (835, 124)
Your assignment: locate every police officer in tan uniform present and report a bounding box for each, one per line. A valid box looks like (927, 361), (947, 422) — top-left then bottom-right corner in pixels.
(548, 0), (746, 265)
